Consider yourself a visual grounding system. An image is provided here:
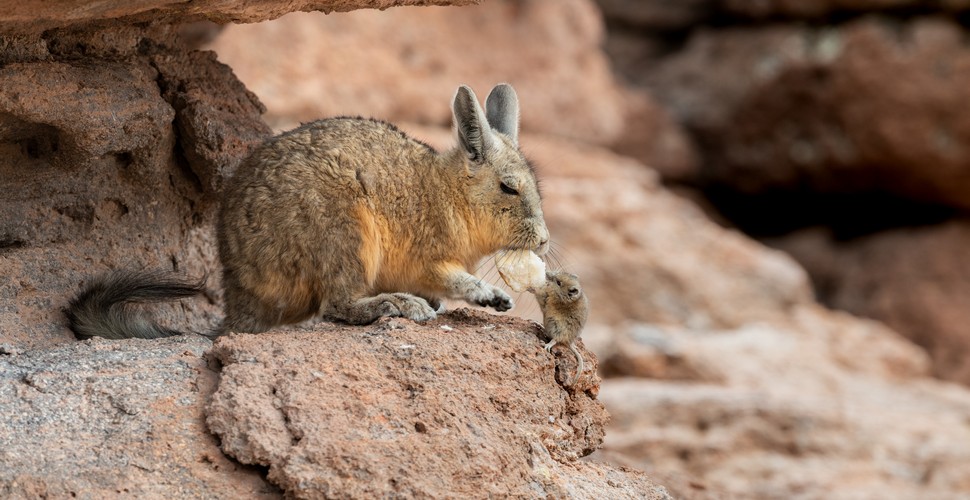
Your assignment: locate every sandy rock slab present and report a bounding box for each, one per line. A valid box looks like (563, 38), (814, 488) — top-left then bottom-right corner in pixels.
(0, 335), (277, 498)
(595, 305), (970, 499)
(207, 309), (669, 498)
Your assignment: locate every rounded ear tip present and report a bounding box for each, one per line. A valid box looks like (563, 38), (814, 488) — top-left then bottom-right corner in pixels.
(490, 83), (516, 96)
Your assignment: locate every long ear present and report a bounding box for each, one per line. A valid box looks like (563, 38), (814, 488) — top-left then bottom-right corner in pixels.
(485, 83), (519, 145)
(452, 85), (494, 163)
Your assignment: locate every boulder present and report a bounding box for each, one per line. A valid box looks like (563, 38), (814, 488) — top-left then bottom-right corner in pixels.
(594, 305), (970, 499)
(0, 26), (268, 351)
(0, 311), (668, 498)
(206, 310), (614, 497)
(771, 221), (970, 385)
(638, 17), (970, 209)
(0, 335), (277, 498)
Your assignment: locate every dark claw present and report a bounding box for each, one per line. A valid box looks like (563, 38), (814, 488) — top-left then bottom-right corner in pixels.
(493, 297), (513, 312)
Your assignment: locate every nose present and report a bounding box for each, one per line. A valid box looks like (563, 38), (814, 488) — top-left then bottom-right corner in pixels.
(534, 223), (550, 255)
(536, 237), (550, 256)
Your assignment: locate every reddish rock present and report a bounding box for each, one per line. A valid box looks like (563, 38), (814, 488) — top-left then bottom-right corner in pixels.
(595, 0), (713, 30)
(722, 0), (964, 19)
(208, 0), (625, 145)
(772, 221), (970, 385)
(0, 26), (269, 351)
(153, 50), (272, 193)
(0, 0), (476, 35)
(206, 309), (670, 498)
(1, 311), (666, 498)
(642, 17), (970, 208)
(597, 0), (969, 27)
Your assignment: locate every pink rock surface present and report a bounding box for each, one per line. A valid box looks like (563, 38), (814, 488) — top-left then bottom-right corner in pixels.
(206, 309), (670, 498)
(205, 0), (697, 177)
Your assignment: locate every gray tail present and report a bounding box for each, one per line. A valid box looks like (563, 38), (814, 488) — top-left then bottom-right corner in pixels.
(67, 269), (209, 340)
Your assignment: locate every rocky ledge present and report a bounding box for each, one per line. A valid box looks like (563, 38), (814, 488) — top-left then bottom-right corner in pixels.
(0, 309), (670, 499)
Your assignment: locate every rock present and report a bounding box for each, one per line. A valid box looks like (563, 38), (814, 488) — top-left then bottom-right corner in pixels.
(207, 0), (624, 145)
(0, 335), (277, 498)
(722, 0), (969, 19)
(1, 311), (656, 498)
(153, 50), (273, 193)
(595, 0), (713, 31)
(0, 1), (476, 35)
(640, 17), (970, 209)
(771, 221), (970, 385)
(0, 26), (271, 351)
(595, 306), (970, 499)
(612, 90), (701, 182)
(204, 309), (651, 498)
(596, 0), (970, 26)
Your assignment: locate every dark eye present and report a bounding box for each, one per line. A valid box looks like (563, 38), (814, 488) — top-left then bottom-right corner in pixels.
(555, 279), (562, 287)
(500, 182), (519, 195)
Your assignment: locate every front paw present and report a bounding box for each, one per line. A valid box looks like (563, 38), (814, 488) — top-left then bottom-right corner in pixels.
(393, 293), (438, 322)
(468, 284), (514, 312)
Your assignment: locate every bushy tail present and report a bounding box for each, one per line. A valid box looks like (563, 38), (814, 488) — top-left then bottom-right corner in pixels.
(67, 270), (209, 340)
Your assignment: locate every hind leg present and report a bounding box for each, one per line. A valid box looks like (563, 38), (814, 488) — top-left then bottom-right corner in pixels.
(330, 293), (437, 325)
(220, 286), (281, 334)
(220, 270), (316, 334)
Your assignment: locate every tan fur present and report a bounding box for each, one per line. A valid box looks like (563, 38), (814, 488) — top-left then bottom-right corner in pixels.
(534, 271), (589, 386)
(217, 84), (548, 332)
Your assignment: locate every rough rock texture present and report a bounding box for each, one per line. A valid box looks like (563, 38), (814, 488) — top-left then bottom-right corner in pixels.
(206, 0), (697, 178)
(0, 0), (476, 36)
(771, 222), (970, 385)
(0, 25), (269, 351)
(208, 310), (592, 497)
(0, 312), (667, 499)
(205, 309), (668, 499)
(0, 335), (278, 498)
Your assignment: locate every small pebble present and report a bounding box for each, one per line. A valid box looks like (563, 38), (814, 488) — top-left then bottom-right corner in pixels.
(439, 325), (454, 332)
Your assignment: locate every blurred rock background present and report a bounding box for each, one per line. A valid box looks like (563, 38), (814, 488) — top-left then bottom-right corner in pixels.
(204, 0), (970, 497)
